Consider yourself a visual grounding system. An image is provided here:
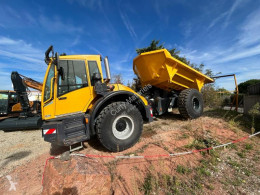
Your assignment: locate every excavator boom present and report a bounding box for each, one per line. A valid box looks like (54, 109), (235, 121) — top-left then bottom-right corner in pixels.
(19, 73), (43, 91)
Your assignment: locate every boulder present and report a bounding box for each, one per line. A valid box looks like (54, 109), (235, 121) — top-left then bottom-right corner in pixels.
(42, 156), (111, 195)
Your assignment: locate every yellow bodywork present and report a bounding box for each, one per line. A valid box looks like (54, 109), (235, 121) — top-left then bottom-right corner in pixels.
(133, 49), (214, 92)
(41, 55), (147, 121)
(112, 83), (148, 104)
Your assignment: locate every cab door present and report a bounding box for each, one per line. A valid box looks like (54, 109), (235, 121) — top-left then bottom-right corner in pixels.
(42, 63), (56, 120)
(55, 59), (92, 117)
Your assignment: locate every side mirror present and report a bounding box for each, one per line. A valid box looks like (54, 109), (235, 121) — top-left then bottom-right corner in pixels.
(92, 72), (102, 86)
(45, 45), (54, 65)
(92, 73), (101, 81)
(58, 67), (65, 80)
(54, 52), (59, 65)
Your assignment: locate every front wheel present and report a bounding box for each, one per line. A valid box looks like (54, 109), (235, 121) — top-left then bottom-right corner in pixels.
(95, 102), (143, 152)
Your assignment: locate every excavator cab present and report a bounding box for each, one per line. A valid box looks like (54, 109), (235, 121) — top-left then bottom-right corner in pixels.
(0, 91), (18, 116)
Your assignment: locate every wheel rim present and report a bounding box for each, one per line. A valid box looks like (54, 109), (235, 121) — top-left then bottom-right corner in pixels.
(112, 115), (134, 140)
(192, 97), (200, 111)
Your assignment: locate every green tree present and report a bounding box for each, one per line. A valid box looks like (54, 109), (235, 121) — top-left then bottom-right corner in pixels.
(112, 74), (123, 84)
(216, 87), (231, 94)
(238, 79), (260, 94)
(136, 40), (164, 55)
(136, 40), (186, 64)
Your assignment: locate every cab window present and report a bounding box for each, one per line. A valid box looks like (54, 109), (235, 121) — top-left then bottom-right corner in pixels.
(44, 64), (55, 102)
(88, 61), (100, 86)
(9, 93), (18, 104)
(58, 60), (88, 96)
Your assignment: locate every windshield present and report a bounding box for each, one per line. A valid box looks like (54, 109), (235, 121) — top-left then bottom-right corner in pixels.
(0, 93), (9, 114)
(44, 64), (55, 102)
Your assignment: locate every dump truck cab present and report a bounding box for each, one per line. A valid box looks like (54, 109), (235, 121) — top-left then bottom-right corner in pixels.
(42, 54), (102, 120)
(42, 46), (152, 151)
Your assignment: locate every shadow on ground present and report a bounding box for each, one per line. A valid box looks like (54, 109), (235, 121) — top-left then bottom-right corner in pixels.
(53, 187), (78, 195)
(156, 112), (184, 121)
(49, 138), (109, 154)
(1, 151), (31, 167)
(49, 144), (70, 156)
(86, 137), (108, 152)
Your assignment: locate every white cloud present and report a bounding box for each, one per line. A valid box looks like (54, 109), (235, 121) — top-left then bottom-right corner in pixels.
(223, 0), (243, 28)
(152, 0), (173, 25)
(0, 36), (43, 65)
(38, 16), (83, 34)
(119, 10), (137, 41)
(0, 37), (18, 45)
(67, 0), (102, 10)
(71, 36), (80, 46)
(0, 36), (47, 89)
(238, 7), (260, 47)
(88, 45), (103, 56)
(215, 44), (260, 64)
(178, 5), (260, 90)
(207, 0), (244, 30)
(208, 12), (227, 30)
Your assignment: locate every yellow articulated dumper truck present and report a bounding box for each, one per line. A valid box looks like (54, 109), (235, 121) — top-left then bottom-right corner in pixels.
(42, 46), (213, 152)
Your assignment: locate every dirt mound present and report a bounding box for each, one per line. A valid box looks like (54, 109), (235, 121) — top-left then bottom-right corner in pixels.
(1, 111), (259, 194)
(42, 156), (111, 195)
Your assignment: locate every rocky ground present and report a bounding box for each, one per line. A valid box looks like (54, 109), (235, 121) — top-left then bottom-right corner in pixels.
(0, 109), (259, 194)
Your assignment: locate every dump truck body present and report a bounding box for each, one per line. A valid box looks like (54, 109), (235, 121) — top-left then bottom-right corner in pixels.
(133, 49), (213, 92)
(133, 49), (214, 118)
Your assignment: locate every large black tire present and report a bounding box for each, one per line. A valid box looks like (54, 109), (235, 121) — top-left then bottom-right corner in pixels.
(95, 102), (143, 152)
(178, 88), (204, 119)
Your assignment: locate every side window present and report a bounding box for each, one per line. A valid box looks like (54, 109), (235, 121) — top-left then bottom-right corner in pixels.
(44, 64), (55, 102)
(58, 60), (88, 96)
(88, 61), (100, 86)
(10, 93), (18, 103)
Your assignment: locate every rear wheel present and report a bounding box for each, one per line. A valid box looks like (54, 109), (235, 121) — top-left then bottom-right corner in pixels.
(178, 89), (203, 119)
(95, 102), (143, 152)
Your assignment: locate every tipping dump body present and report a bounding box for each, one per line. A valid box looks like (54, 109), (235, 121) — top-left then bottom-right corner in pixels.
(133, 49), (214, 92)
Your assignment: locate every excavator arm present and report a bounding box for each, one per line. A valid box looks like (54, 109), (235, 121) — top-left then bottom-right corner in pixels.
(11, 71), (42, 117)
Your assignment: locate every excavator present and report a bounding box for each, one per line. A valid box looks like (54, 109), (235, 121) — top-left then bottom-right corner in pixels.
(0, 72), (43, 131)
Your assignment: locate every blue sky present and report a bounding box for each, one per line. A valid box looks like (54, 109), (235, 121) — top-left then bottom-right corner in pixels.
(0, 0), (259, 91)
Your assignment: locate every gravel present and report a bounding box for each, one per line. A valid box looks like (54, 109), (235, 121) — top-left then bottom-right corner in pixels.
(0, 129), (51, 177)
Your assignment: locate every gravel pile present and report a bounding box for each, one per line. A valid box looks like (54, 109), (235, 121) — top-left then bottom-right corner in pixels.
(0, 130), (51, 177)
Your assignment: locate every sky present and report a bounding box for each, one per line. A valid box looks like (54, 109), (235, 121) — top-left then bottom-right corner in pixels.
(0, 0), (259, 91)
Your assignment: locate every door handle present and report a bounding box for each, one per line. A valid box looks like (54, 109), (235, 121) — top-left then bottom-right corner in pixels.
(58, 97), (67, 100)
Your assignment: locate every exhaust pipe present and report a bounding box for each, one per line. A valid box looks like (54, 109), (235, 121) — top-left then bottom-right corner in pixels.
(104, 56), (111, 83)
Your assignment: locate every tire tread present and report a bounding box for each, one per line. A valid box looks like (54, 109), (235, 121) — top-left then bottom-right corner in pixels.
(95, 101), (143, 151)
